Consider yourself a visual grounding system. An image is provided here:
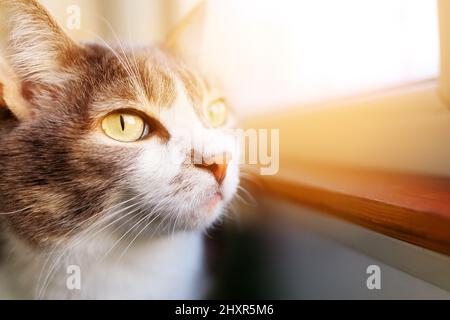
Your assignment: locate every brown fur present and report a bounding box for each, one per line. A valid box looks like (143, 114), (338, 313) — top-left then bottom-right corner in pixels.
(0, 83), (4, 106)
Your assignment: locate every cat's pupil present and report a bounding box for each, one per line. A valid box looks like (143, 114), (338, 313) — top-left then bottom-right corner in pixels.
(120, 115), (125, 131)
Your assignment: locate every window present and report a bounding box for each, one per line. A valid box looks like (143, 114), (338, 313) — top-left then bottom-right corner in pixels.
(198, 0), (440, 116)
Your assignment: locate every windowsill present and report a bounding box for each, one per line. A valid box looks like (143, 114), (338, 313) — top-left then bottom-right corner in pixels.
(241, 79), (450, 256)
(253, 162), (450, 256)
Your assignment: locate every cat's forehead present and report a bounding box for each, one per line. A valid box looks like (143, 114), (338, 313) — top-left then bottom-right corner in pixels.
(85, 44), (210, 117)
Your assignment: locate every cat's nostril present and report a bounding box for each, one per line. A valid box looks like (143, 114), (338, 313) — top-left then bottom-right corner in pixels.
(195, 162), (228, 184)
(194, 153), (231, 184)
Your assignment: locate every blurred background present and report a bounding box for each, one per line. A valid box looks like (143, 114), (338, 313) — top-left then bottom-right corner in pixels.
(3, 0), (450, 299)
(35, 0), (440, 115)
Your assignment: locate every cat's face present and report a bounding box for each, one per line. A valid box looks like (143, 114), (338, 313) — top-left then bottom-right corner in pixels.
(0, 0), (239, 246)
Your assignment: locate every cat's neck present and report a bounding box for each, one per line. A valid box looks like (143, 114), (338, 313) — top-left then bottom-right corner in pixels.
(0, 229), (206, 299)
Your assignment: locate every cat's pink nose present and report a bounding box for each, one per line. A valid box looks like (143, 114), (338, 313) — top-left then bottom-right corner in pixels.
(195, 153), (231, 184)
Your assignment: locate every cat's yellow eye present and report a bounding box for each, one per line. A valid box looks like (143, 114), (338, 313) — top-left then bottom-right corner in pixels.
(205, 100), (228, 128)
(101, 112), (146, 142)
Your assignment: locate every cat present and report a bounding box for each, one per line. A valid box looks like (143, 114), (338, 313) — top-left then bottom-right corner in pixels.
(0, 0), (239, 299)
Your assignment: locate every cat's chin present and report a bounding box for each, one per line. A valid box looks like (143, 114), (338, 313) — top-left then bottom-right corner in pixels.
(173, 189), (230, 230)
(204, 191), (223, 213)
(187, 194), (228, 228)
(112, 194), (228, 239)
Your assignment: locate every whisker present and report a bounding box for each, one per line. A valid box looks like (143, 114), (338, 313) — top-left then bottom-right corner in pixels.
(94, 16), (146, 105)
(37, 191), (148, 298)
(115, 207), (165, 264)
(108, 197), (171, 263)
(0, 206), (32, 215)
(236, 185), (258, 207)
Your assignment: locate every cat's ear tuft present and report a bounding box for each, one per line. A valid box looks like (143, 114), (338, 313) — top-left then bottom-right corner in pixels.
(0, 0), (78, 118)
(165, 1), (208, 71)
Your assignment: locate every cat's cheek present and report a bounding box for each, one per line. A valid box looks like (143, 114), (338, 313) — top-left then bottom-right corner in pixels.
(133, 143), (181, 182)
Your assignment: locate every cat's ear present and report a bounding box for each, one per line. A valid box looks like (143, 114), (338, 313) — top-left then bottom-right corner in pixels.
(166, 1), (209, 70)
(0, 0), (78, 119)
(0, 56), (31, 119)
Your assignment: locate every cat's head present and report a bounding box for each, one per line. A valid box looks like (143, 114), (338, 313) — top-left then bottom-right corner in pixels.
(0, 0), (240, 247)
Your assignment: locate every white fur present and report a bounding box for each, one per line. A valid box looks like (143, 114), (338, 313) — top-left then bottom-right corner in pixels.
(0, 230), (206, 299)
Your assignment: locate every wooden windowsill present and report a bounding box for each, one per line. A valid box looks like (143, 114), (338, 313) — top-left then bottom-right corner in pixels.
(241, 80), (450, 255)
(255, 162), (450, 256)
